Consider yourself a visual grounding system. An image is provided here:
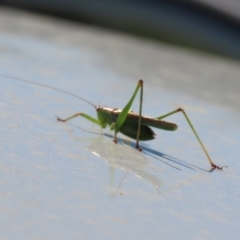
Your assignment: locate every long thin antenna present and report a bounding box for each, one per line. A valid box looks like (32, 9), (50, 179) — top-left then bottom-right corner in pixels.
(0, 74), (97, 109)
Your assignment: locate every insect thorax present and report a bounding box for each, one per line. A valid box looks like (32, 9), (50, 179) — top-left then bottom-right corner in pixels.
(96, 107), (115, 128)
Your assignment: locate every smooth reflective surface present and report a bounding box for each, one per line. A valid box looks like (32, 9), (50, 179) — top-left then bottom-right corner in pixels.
(0, 8), (240, 240)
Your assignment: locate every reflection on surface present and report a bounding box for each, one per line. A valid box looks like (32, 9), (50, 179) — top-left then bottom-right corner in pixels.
(63, 123), (207, 196)
(87, 135), (162, 194)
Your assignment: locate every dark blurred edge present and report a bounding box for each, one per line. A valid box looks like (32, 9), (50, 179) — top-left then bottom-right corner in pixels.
(1, 0), (240, 60)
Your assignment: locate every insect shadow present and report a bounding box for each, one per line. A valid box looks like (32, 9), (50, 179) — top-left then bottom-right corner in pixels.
(63, 122), (214, 195)
(65, 121), (213, 172)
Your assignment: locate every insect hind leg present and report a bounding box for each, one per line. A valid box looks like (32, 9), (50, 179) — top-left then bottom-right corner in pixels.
(156, 108), (226, 171)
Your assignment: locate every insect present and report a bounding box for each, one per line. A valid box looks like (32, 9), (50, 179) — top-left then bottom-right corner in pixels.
(55, 79), (224, 171)
(1, 75), (225, 170)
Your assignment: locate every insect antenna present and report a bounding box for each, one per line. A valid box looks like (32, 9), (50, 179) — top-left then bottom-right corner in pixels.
(0, 74), (97, 109)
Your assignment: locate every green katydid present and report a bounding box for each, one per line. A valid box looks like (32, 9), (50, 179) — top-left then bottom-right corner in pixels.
(56, 79), (224, 171)
(1, 75), (225, 170)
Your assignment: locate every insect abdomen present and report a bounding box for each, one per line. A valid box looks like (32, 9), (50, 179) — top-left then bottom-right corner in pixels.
(119, 122), (155, 141)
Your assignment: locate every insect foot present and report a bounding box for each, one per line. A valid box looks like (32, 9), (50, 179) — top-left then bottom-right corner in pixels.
(210, 163), (228, 171)
(135, 144), (142, 152)
(56, 116), (66, 122)
(137, 147), (142, 152)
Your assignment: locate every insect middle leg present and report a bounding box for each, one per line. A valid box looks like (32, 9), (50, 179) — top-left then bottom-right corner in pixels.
(113, 80), (143, 151)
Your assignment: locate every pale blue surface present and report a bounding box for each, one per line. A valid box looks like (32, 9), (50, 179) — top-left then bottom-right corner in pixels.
(0, 9), (240, 240)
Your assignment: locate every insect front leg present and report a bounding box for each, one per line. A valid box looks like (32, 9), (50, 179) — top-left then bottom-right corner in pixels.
(57, 112), (102, 126)
(155, 108), (226, 171)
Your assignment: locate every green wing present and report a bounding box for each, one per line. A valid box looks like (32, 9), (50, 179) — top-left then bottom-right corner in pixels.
(110, 110), (178, 131)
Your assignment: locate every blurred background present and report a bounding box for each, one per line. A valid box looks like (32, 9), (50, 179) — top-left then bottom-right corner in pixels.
(1, 0), (240, 60)
(1, 1), (240, 239)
